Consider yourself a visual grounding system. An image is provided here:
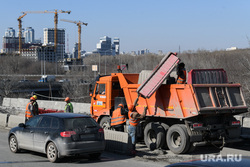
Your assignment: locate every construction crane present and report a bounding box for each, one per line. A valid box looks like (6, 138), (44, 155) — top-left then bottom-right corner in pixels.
(22, 10), (71, 52)
(60, 19), (88, 59)
(17, 13), (27, 55)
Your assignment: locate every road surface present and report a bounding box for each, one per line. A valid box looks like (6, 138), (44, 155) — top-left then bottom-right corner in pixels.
(1, 127), (250, 167)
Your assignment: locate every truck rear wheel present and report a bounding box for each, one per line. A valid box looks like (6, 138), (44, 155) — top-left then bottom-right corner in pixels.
(160, 122), (169, 149)
(144, 122), (165, 150)
(100, 117), (111, 130)
(166, 124), (190, 154)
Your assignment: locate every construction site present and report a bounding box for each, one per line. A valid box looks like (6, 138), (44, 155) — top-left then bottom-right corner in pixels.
(0, 4), (250, 166)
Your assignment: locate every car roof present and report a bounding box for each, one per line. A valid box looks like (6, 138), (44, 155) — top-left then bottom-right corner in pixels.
(40, 113), (91, 119)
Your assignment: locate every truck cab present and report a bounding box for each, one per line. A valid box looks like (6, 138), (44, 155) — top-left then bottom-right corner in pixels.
(90, 73), (139, 128)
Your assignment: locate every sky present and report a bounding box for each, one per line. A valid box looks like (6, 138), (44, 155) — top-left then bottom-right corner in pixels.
(1, 0), (250, 54)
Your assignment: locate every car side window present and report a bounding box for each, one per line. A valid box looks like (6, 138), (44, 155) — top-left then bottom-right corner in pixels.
(26, 116), (41, 128)
(51, 118), (59, 129)
(38, 117), (52, 128)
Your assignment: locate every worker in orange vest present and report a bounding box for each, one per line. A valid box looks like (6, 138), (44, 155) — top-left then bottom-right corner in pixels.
(111, 104), (126, 132)
(128, 104), (147, 155)
(177, 62), (186, 84)
(25, 97), (36, 123)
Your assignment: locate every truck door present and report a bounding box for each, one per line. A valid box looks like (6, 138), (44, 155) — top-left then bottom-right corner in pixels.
(92, 83), (107, 114)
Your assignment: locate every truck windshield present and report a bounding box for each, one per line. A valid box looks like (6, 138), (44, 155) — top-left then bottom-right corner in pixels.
(95, 84), (106, 95)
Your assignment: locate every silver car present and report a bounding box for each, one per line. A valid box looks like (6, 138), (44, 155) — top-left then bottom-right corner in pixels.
(8, 113), (106, 163)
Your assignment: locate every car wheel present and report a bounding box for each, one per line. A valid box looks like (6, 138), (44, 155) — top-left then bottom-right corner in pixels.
(100, 117), (111, 130)
(47, 142), (59, 163)
(144, 122), (165, 150)
(9, 135), (20, 153)
(89, 152), (101, 160)
(166, 124), (190, 154)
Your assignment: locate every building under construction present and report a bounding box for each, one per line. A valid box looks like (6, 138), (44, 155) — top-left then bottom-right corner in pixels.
(43, 28), (65, 61)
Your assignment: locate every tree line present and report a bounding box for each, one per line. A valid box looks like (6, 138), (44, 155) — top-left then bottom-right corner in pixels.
(0, 49), (250, 112)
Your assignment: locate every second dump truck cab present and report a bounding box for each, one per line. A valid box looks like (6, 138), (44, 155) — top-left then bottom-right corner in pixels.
(90, 52), (248, 154)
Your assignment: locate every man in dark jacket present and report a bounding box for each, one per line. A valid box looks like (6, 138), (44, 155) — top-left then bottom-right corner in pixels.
(177, 62), (186, 84)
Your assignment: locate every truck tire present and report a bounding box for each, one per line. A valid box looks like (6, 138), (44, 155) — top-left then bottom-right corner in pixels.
(100, 117), (111, 130)
(144, 122), (165, 150)
(166, 124), (190, 154)
(160, 122), (169, 149)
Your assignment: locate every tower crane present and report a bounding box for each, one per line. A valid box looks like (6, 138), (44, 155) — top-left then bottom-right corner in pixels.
(17, 13), (27, 54)
(60, 19), (88, 60)
(22, 10), (71, 52)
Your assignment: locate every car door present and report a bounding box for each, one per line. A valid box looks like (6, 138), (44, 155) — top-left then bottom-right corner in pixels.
(33, 116), (52, 152)
(18, 116), (41, 150)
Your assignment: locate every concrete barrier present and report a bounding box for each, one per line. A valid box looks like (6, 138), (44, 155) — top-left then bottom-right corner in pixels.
(7, 115), (25, 128)
(0, 113), (7, 127)
(2, 98), (11, 108)
(2, 98), (91, 114)
(104, 130), (132, 155)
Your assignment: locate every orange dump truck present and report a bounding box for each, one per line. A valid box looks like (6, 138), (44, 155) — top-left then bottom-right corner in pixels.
(90, 52), (248, 154)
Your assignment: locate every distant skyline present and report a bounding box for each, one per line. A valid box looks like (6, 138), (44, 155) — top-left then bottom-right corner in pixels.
(1, 0), (250, 54)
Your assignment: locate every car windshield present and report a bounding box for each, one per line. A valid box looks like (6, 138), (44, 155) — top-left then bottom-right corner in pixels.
(64, 117), (98, 131)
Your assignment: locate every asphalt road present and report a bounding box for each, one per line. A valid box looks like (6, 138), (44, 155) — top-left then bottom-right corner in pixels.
(1, 126), (250, 167)
(0, 128), (166, 167)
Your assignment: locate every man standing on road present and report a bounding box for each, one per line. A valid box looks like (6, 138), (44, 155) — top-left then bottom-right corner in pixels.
(111, 104), (126, 132)
(32, 95), (39, 116)
(25, 97), (36, 122)
(128, 104), (147, 155)
(64, 97), (73, 113)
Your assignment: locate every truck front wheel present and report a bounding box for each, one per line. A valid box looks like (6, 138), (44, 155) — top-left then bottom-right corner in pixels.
(100, 117), (111, 130)
(144, 122), (165, 150)
(166, 124), (190, 154)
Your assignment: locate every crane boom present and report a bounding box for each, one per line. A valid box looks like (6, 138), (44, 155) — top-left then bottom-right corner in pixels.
(60, 19), (77, 24)
(61, 19), (88, 26)
(60, 19), (88, 59)
(23, 10), (71, 14)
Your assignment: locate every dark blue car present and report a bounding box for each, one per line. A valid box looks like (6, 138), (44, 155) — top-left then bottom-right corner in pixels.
(8, 113), (105, 163)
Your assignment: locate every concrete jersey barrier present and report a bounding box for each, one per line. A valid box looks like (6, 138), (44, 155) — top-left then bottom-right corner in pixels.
(2, 97), (91, 114)
(0, 113), (7, 127)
